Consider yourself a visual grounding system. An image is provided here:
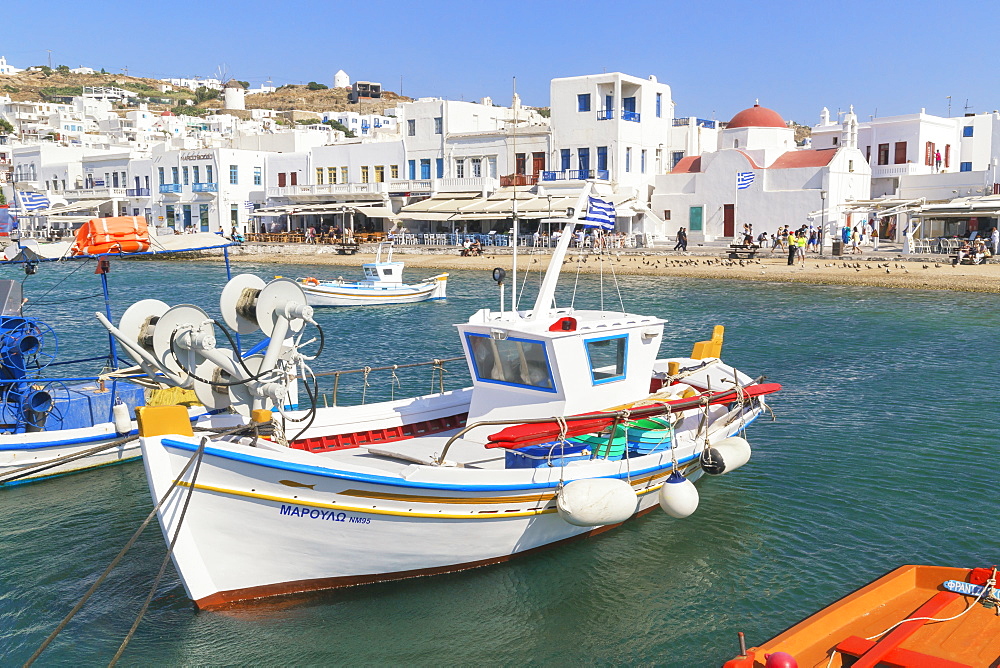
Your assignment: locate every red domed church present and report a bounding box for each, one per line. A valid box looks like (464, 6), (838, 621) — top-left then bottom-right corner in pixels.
(651, 103), (870, 245)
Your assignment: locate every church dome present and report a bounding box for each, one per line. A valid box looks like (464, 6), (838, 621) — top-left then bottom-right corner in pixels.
(727, 104), (786, 129)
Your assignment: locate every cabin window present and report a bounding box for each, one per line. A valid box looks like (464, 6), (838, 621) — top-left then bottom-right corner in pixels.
(466, 334), (555, 392)
(585, 335), (627, 384)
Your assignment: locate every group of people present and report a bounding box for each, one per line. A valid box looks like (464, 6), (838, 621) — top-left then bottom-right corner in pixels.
(764, 225), (823, 257)
(954, 228), (998, 265)
(303, 225), (346, 244)
(461, 238), (483, 256)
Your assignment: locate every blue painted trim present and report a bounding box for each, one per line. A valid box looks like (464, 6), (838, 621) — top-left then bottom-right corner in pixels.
(0, 410), (212, 451)
(584, 334), (628, 385)
(0, 429), (139, 451)
(155, 413), (780, 492)
(464, 333), (557, 394)
(161, 437), (692, 491)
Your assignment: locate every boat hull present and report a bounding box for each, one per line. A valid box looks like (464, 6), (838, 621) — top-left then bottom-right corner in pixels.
(0, 423), (140, 485)
(140, 391), (760, 609)
(301, 275), (447, 307)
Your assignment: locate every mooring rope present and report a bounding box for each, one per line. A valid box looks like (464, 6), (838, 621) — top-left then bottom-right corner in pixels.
(0, 433), (139, 486)
(24, 439), (208, 667)
(108, 437), (209, 665)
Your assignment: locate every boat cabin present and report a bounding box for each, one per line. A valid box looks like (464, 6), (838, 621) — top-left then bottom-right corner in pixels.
(360, 261), (405, 285)
(457, 307), (665, 426)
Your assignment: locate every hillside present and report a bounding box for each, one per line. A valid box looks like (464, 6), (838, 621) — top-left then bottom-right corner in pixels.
(0, 70), (409, 114)
(244, 86), (408, 114)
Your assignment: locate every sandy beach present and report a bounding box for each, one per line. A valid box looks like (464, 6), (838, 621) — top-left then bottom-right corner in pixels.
(225, 244), (1000, 294)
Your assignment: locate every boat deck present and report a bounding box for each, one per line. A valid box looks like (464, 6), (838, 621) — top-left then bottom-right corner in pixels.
(315, 430), (507, 470)
(732, 565), (1000, 667)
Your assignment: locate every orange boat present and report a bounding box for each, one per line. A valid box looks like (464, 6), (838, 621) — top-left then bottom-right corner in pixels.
(724, 564), (999, 668)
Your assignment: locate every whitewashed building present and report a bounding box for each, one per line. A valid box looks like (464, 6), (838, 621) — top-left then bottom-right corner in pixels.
(811, 108), (960, 198)
(651, 104), (870, 244)
(150, 145), (268, 235)
(0, 57), (22, 76)
(545, 72), (677, 237)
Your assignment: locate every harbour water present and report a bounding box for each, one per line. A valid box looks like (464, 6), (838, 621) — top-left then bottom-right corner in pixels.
(0, 258), (997, 665)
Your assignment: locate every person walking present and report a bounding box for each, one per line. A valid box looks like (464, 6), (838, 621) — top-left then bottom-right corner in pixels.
(990, 227), (999, 259)
(850, 226), (863, 254)
(787, 230), (798, 266)
(673, 227), (688, 251)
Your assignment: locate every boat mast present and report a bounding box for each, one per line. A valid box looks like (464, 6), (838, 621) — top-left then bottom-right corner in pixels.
(527, 182), (594, 320)
(510, 76), (518, 315)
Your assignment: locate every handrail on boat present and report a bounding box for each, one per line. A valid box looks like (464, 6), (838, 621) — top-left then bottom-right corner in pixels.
(308, 356), (464, 378)
(305, 356), (465, 406)
(434, 378), (773, 466)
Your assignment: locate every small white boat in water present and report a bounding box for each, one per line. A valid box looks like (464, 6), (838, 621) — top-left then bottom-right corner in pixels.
(296, 243), (447, 307)
(103, 185), (780, 609)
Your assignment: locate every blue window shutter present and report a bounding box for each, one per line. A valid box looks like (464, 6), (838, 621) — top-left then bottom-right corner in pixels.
(408, 160), (416, 180)
(436, 158), (443, 178)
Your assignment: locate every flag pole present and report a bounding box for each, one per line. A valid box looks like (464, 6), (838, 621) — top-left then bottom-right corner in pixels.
(735, 172), (739, 242)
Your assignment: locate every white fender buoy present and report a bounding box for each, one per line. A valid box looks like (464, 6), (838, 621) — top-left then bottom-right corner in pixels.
(701, 436), (752, 475)
(112, 399), (132, 435)
(557, 478), (638, 527)
(658, 471), (699, 518)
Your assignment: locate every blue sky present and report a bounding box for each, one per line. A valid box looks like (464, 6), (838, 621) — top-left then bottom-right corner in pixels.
(5, 0), (999, 126)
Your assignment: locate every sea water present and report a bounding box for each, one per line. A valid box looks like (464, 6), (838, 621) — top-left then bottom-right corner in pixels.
(0, 259), (996, 665)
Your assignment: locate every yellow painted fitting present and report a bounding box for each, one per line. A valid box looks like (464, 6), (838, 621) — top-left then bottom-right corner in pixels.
(691, 325), (725, 359)
(251, 409), (273, 424)
(136, 405), (194, 438)
(667, 361), (680, 376)
(682, 388), (699, 399)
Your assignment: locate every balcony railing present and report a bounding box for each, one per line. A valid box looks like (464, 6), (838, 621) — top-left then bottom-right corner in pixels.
(597, 109), (614, 121)
(673, 117), (716, 129)
(126, 188), (151, 197)
(66, 187), (129, 199)
(387, 179), (432, 193)
(266, 183), (383, 198)
(192, 182), (218, 193)
(159, 184), (182, 194)
(437, 177), (499, 192)
(622, 110), (641, 123)
(500, 174), (538, 187)
(541, 170), (610, 182)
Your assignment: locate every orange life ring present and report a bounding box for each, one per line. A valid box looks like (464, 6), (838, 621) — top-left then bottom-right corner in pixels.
(304, 277), (320, 286)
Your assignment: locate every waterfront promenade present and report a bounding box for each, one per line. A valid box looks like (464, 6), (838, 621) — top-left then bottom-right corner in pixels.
(225, 240), (1000, 294)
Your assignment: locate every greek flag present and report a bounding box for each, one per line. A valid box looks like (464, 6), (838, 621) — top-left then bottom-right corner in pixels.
(583, 196), (616, 230)
(736, 172), (755, 190)
(244, 200), (256, 211)
(16, 191), (50, 211)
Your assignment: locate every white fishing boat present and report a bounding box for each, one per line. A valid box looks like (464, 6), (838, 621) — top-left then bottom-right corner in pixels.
(106, 185), (780, 609)
(0, 223), (236, 486)
(296, 243), (447, 307)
